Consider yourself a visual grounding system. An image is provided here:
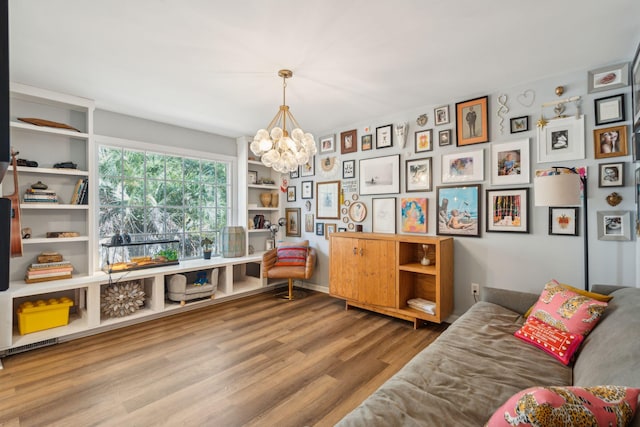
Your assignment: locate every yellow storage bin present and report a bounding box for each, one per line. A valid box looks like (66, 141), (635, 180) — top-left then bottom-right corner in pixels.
(17, 297), (74, 335)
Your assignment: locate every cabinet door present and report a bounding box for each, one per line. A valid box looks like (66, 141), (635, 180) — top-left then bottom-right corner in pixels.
(358, 239), (395, 307)
(329, 236), (359, 300)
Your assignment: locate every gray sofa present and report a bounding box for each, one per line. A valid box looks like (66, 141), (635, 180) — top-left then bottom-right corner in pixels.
(337, 285), (640, 426)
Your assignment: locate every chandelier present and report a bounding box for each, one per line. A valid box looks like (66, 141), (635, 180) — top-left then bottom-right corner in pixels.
(250, 69), (317, 173)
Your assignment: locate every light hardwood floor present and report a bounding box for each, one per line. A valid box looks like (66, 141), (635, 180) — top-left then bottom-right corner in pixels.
(0, 290), (447, 427)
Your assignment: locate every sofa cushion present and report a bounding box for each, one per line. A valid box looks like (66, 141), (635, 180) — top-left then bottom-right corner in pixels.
(274, 245), (308, 266)
(514, 317), (583, 365)
(528, 280), (607, 336)
(486, 385), (639, 427)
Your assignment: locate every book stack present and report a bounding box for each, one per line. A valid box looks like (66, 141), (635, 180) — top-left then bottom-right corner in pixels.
(23, 187), (58, 204)
(70, 178), (88, 205)
(25, 256), (74, 284)
(407, 298), (436, 315)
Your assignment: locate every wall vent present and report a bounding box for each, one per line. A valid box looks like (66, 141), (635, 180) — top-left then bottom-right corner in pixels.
(2, 338), (58, 356)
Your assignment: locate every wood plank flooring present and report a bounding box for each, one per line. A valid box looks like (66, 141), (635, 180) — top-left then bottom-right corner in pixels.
(0, 290), (447, 427)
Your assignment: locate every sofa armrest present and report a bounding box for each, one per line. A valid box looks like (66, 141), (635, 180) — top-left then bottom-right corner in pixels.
(481, 286), (539, 315)
(305, 248), (317, 279)
(262, 248), (278, 277)
(590, 284), (632, 295)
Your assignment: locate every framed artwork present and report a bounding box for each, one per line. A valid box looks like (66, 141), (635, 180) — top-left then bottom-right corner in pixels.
(405, 157), (433, 192)
(549, 207), (579, 236)
(633, 42), (640, 130)
(287, 185), (296, 202)
(301, 180), (313, 199)
(597, 211), (631, 241)
(537, 115), (585, 163)
(316, 180), (340, 219)
(359, 154), (400, 195)
(587, 62), (629, 94)
(376, 124), (393, 149)
(594, 94), (625, 126)
(435, 105), (450, 125)
(342, 159), (355, 179)
(437, 184), (481, 237)
(300, 156), (315, 176)
(439, 129), (453, 146)
(510, 116), (529, 133)
(415, 129), (433, 153)
(316, 222), (324, 236)
(285, 208), (301, 237)
(594, 125), (628, 159)
(304, 213), (314, 233)
(372, 197), (396, 234)
(491, 138), (530, 185)
(248, 170), (257, 184)
(361, 134), (373, 151)
(325, 223), (337, 239)
(319, 134), (336, 154)
(348, 201), (367, 223)
(634, 131), (640, 162)
(485, 188), (529, 233)
(340, 129), (357, 154)
(289, 167), (299, 179)
(455, 96), (489, 146)
(598, 162), (624, 187)
(401, 198), (428, 233)
(338, 227), (347, 232)
(442, 149), (484, 183)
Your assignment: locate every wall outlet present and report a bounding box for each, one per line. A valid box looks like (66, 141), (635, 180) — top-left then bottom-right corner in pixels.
(471, 283), (480, 295)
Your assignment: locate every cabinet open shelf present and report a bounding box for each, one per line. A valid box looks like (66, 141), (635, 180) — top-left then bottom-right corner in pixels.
(9, 165), (89, 176)
(10, 120), (90, 139)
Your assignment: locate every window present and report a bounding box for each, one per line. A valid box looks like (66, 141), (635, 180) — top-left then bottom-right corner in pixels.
(98, 145), (231, 264)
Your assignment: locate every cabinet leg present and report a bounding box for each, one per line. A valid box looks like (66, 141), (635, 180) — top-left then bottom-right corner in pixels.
(180, 300), (186, 306)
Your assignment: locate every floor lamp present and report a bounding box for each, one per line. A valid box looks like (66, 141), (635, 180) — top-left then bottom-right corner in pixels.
(534, 167), (588, 290)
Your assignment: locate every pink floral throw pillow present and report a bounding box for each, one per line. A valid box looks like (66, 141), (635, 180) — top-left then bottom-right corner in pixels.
(528, 280), (608, 336)
(485, 385), (640, 427)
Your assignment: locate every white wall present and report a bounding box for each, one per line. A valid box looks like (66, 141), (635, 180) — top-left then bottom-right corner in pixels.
(289, 64), (638, 317)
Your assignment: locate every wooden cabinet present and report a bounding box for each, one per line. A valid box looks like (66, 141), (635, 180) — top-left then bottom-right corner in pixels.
(330, 232), (453, 328)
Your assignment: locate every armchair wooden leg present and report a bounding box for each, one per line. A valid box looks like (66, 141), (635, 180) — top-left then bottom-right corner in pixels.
(287, 278), (293, 300)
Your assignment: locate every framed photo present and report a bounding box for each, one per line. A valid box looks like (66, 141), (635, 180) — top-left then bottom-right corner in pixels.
(316, 222), (324, 236)
(633, 43), (640, 130)
(405, 157), (433, 192)
(401, 198), (428, 233)
(437, 184), (481, 237)
(439, 129), (453, 146)
(319, 134), (336, 154)
(510, 116), (529, 133)
(455, 96), (489, 146)
(300, 156), (315, 177)
(594, 125), (628, 159)
(491, 138), (530, 185)
(248, 170), (258, 184)
(598, 162), (624, 187)
(301, 180), (314, 199)
(285, 208), (301, 237)
(304, 213), (314, 233)
(340, 129), (357, 154)
(485, 188), (529, 233)
(289, 167), (299, 179)
(415, 129), (433, 153)
(537, 115), (585, 163)
(597, 211), (631, 241)
(549, 207), (579, 236)
(372, 197), (396, 234)
(435, 105), (450, 125)
(376, 124), (393, 149)
(359, 154), (400, 195)
(587, 62), (629, 94)
(594, 94), (625, 126)
(287, 185), (296, 202)
(442, 149), (484, 183)
(316, 180), (340, 219)
(325, 223), (337, 239)
(361, 134), (373, 151)
(348, 201), (367, 223)
(342, 159), (355, 179)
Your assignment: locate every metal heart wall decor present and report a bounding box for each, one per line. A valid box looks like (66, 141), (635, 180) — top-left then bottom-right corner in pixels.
(516, 89), (536, 108)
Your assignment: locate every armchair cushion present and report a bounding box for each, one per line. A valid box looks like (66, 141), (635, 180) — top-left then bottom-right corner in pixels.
(274, 245), (309, 267)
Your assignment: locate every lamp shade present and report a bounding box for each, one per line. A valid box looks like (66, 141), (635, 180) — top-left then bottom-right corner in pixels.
(534, 173), (581, 206)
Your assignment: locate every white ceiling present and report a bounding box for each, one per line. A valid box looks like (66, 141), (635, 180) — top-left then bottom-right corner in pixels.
(8, 0), (640, 139)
